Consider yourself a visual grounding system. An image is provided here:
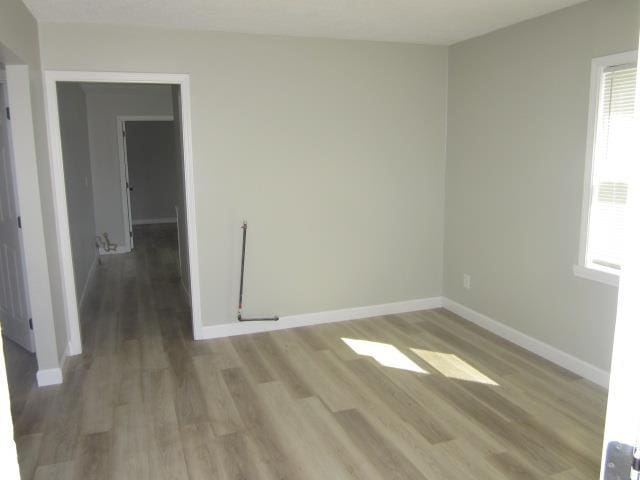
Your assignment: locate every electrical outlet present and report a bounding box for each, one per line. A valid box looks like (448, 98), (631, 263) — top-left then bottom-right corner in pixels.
(463, 274), (471, 290)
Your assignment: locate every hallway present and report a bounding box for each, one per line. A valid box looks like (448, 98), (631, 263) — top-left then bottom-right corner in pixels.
(11, 223), (193, 479)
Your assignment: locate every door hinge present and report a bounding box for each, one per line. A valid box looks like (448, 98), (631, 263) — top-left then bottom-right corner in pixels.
(604, 441), (640, 479)
(122, 129), (126, 137)
(17, 216), (22, 229)
(129, 231), (133, 238)
(5, 107), (10, 120)
(28, 318), (33, 330)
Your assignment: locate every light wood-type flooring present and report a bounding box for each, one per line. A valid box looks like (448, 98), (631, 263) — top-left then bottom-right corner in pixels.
(4, 223), (606, 479)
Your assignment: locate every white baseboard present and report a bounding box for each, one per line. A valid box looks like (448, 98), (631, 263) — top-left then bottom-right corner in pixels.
(132, 217), (177, 225)
(78, 254), (98, 310)
(36, 367), (63, 386)
(99, 245), (130, 255)
(196, 297), (444, 340)
(37, 339), (70, 387)
(66, 339), (81, 357)
(441, 298), (610, 388)
(194, 294), (609, 388)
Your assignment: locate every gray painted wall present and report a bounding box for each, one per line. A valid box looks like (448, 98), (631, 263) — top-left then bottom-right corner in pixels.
(85, 86), (173, 247)
(125, 121), (178, 223)
(17, 0), (634, 378)
(444, 0), (638, 371)
(40, 26), (448, 325)
(57, 83), (97, 303)
(0, 0), (66, 370)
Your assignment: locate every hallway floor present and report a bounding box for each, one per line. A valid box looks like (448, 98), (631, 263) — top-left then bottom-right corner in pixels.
(8, 224), (606, 479)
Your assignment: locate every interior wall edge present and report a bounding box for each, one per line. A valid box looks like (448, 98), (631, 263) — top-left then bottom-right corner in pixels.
(77, 253), (99, 311)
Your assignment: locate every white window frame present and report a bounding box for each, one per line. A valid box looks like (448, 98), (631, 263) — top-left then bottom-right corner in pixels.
(575, 51), (637, 288)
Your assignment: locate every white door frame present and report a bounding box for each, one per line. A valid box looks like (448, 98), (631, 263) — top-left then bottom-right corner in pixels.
(116, 115), (174, 252)
(43, 71), (203, 355)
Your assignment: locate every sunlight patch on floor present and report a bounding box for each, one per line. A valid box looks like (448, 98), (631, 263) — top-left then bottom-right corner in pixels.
(341, 338), (427, 374)
(411, 348), (499, 385)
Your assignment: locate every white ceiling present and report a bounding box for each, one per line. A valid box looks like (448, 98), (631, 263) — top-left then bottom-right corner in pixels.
(23, 0), (588, 45)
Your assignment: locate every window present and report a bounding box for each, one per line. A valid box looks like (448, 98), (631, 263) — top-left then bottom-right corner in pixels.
(575, 52), (637, 287)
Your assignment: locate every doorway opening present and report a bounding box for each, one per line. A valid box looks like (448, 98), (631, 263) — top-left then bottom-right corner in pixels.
(117, 116), (175, 251)
(44, 72), (202, 357)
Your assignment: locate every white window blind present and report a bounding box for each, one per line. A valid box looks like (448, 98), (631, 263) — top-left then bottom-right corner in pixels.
(587, 64), (637, 271)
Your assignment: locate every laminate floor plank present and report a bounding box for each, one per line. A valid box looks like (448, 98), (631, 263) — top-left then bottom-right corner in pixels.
(290, 325), (332, 351)
(15, 433), (43, 480)
(191, 355), (243, 436)
(251, 332), (315, 399)
(180, 422), (222, 479)
(221, 366), (305, 479)
(111, 403), (154, 480)
(430, 439), (524, 480)
(312, 350), (463, 478)
(228, 335), (274, 384)
(487, 451), (547, 480)
(550, 468), (585, 479)
(215, 431), (271, 480)
(346, 357), (454, 444)
(32, 461), (77, 480)
(73, 431), (114, 480)
(255, 381), (355, 480)
(5, 224), (606, 479)
(294, 395), (387, 480)
(363, 352), (508, 458)
(334, 408), (428, 480)
(197, 337), (242, 370)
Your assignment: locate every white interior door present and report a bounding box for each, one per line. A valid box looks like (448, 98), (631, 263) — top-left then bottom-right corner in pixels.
(600, 46), (640, 479)
(0, 80), (34, 352)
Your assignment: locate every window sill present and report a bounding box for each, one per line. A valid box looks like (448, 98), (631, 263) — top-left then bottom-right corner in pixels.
(573, 264), (619, 287)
